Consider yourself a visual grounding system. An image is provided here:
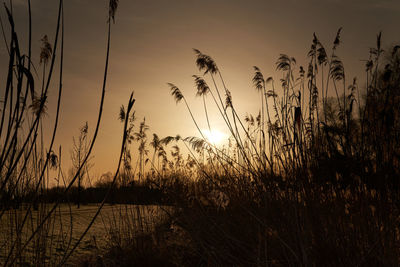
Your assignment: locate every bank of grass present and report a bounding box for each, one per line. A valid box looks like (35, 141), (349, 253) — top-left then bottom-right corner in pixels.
(2, 0), (399, 264)
(82, 178), (398, 266)
(81, 31), (400, 266)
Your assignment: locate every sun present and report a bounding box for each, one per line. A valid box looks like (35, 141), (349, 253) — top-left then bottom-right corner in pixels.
(203, 129), (227, 145)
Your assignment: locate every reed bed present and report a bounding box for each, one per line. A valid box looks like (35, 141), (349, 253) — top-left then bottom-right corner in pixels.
(1, 0), (399, 266)
(0, 0), (137, 265)
(99, 29), (399, 266)
(81, 30), (400, 266)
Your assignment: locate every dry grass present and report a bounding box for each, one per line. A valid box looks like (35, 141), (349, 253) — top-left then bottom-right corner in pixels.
(1, 0), (399, 265)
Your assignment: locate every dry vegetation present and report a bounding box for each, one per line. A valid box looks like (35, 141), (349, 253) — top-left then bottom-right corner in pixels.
(101, 31), (400, 266)
(1, 0), (399, 266)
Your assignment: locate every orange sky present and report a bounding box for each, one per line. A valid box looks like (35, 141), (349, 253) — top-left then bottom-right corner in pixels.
(1, 0), (399, 181)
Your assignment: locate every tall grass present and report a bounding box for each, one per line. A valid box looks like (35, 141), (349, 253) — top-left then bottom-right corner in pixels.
(2, 0), (399, 265)
(80, 30), (400, 266)
(126, 30), (399, 266)
(0, 0), (139, 265)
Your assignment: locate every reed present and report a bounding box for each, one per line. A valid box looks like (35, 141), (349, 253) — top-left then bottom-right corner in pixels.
(144, 29), (400, 266)
(0, 0), (137, 265)
(82, 29), (400, 266)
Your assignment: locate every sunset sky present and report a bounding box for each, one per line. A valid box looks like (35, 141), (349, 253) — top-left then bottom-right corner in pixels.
(1, 0), (399, 180)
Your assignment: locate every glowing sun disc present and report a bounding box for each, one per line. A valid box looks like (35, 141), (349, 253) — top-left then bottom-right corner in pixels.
(203, 129), (226, 145)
